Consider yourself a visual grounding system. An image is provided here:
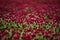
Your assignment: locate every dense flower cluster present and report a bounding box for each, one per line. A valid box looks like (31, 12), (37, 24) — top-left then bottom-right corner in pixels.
(0, 0), (60, 40)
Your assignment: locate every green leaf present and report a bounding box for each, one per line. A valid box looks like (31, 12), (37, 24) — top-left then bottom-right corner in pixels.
(55, 28), (59, 33)
(18, 23), (22, 28)
(43, 37), (47, 40)
(9, 29), (12, 36)
(46, 23), (51, 30)
(41, 24), (45, 28)
(34, 22), (37, 26)
(12, 22), (17, 27)
(58, 24), (60, 28)
(8, 23), (11, 28)
(36, 35), (40, 39)
(36, 35), (43, 40)
(30, 24), (34, 28)
(44, 14), (49, 20)
(39, 36), (43, 40)
(26, 23), (29, 28)
(19, 38), (23, 40)
(1, 25), (6, 28)
(1, 20), (5, 25)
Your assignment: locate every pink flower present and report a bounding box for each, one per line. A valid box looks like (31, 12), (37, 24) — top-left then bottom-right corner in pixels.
(13, 34), (20, 39)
